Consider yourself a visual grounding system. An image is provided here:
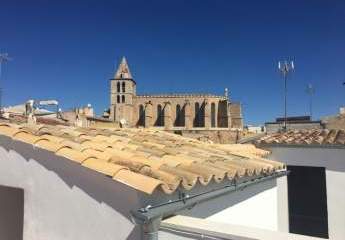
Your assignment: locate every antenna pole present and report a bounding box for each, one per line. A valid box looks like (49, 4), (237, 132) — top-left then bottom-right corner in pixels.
(278, 60), (294, 132)
(306, 84), (315, 119)
(0, 53), (11, 118)
(310, 93), (312, 119)
(284, 70), (287, 131)
(0, 60), (2, 117)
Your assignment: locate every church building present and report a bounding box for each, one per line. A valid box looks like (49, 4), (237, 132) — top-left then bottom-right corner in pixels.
(109, 57), (243, 130)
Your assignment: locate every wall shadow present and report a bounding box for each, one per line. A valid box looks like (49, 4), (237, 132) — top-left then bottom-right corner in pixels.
(0, 135), (143, 240)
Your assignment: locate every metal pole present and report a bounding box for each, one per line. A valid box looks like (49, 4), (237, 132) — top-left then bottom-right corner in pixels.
(278, 61), (294, 132)
(310, 93), (312, 119)
(0, 63), (2, 117)
(306, 84), (314, 120)
(0, 53), (11, 118)
(0, 61), (3, 118)
(284, 70), (287, 131)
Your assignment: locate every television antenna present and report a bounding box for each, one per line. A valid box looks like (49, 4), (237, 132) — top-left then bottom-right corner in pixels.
(278, 60), (294, 131)
(305, 83), (315, 119)
(0, 53), (12, 117)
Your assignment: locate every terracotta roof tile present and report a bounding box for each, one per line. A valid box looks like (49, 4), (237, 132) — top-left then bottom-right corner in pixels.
(0, 123), (20, 136)
(34, 139), (64, 152)
(82, 158), (127, 176)
(257, 129), (345, 146)
(113, 169), (169, 194)
(55, 147), (90, 163)
(13, 131), (41, 144)
(0, 122), (285, 195)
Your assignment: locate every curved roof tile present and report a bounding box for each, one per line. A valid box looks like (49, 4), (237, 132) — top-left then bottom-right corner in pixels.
(257, 129), (345, 146)
(0, 122), (285, 195)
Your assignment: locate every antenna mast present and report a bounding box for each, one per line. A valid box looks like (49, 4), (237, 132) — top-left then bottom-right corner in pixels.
(305, 83), (315, 119)
(278, 60), (294, 132)
(0, 53), (12, 117)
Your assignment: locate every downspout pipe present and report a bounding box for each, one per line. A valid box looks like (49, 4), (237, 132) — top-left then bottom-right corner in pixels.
(131, 170), (288, 240)
(140, 217), (162, 240)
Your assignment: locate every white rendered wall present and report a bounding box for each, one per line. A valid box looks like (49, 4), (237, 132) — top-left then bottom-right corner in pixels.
(269, 147), (345, 240)
(207, 185), (278, 231)
(326, 169), (345, 240)
(0, 137), (141, 240)
(160, 216), (326, 240)
(177, 178), (288, 232)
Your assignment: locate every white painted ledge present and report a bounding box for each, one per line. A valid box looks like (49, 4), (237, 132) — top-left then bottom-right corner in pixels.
(161, 216), (325, 240)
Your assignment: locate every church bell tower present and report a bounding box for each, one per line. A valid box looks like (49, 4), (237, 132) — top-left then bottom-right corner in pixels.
(110, 57), (136, 126)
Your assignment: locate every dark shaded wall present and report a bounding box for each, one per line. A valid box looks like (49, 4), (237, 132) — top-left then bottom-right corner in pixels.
(0, 185), (24, 240)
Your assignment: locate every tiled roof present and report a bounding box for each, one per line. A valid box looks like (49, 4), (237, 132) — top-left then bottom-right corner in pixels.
(257, 129), (345, 146)
(215, 144), (271, 158)
(0, 123), (284, 195)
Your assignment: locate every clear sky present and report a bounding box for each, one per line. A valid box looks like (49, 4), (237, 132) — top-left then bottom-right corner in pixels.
(1, 0), (344, 125)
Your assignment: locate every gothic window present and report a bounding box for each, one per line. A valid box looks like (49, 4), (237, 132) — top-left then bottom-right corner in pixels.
(174, 104), (185, 127)
(117, 95), (120, 103)
(194, 102), (200, 127)
(122, 82), (126, 93)
(155, 104), (164, 126)
(122, 95), (125, 103)
(138, 105), (145, 126)
(217, 101), (228, 128)
(211, 103), (216, 128)
(199, 103), (205, 127)
(194, 102), (205, 127)
(117, 82), (121, 92)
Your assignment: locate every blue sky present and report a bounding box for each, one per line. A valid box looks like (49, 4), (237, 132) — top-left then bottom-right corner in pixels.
(1, 0), (344, 125)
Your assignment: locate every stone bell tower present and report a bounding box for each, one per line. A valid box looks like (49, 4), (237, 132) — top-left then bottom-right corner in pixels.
(110, 57), (136, 126)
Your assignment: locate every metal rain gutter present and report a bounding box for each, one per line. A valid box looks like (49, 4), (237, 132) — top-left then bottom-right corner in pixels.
(131, 170), (288, 240)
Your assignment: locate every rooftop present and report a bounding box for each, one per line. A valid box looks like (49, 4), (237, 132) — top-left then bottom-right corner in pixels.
(257, 129), (345, 147)
(0, 122), (284, 195)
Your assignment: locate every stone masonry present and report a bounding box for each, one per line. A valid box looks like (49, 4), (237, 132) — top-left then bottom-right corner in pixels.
(109, 57), (243, 130)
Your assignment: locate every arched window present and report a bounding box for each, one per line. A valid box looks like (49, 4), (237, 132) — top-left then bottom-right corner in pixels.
(211, 103), (216, 128)
(199, 103), (205, 127)
(138, 105), (145, 126)
(122, 82), (126, 93)
(122, 95), (125, 103)
(217, 101), (228, 128)
(117, 82), (121, 92)
(155, 104), (164, 126)
(194, 102), (205, 127)
(117, 95), (120, 103)
(194, 102), (200, 127)
(175, 104), (185, 127)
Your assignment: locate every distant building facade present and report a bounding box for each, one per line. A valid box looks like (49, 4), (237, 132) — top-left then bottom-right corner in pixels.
(265, 116), (323, 133)
(109, 57), (243, 130)
(322, 107), (345, 130)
